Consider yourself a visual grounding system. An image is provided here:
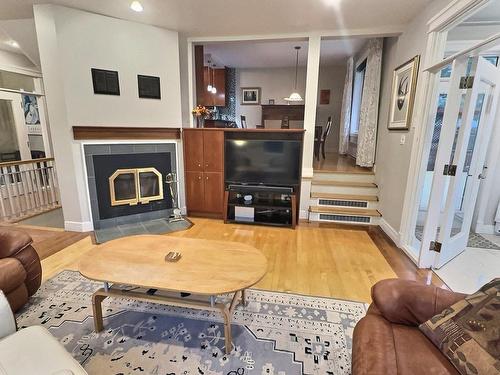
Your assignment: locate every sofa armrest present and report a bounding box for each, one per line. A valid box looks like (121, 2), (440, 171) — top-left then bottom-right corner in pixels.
(0, 291), (16, 339)
(371, 279), (466, 326)
(0, 229), (33, 259)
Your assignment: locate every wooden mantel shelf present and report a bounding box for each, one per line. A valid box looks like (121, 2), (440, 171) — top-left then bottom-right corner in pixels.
(73, 126), (181, 140)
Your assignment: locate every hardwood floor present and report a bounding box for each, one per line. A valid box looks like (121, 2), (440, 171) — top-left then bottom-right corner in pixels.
(10, 218), (448, 303)
(313, 152), (373, 174)
(0, 223), (89, 260)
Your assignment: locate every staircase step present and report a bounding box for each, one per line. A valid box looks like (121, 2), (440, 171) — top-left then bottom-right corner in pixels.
(311, 180), (377, 188)
(309, 206), (381, 217)
(310, 193), (379, 202)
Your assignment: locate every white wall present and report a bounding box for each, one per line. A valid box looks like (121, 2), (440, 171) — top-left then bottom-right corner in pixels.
(316, 64), (346, 154)
(236, 67), (306, 128)
(34, 5), (182, 231)
(375, 0), (450, 233)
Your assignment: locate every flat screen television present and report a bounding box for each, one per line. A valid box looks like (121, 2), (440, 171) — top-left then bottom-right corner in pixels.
(225, 139), (301, 186)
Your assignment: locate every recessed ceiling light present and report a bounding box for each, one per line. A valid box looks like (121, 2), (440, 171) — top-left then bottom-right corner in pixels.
(7, 40), (19, 48)
(130, 1), (143, 12)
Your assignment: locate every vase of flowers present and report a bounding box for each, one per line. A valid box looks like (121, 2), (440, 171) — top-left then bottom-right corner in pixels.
(191, 105), (211, 128)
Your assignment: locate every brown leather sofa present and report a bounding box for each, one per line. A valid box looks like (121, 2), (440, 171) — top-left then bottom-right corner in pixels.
(352, 279), (467, 375)
(0, 229), (42, 312)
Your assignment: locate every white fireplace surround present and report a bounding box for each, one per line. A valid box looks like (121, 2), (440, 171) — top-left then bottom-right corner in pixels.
(71, 139), (185, 232)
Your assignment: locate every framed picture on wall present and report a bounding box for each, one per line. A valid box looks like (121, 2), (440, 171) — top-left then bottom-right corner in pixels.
(320, 89), (330, 105)
(241, 87), (261, 105)
(388, 55), (420, 130)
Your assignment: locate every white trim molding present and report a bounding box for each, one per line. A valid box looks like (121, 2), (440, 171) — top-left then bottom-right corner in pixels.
(379, 217), (401, 247)
(64, 220), (93, 232)
(427, 0), (491, 32)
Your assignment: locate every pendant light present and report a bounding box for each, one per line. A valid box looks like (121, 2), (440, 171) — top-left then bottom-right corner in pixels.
(285, 46), (303, 102)
(207, 59), (213, 92)
(211, 64), (217, 94)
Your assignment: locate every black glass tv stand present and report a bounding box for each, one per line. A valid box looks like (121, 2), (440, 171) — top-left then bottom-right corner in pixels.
(223, 184), (297, 228)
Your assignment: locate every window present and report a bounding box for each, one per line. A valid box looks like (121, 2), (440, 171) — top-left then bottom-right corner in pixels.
(349, 59), (367, 140)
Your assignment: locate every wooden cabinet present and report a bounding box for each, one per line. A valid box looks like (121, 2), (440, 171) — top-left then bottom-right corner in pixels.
(195, 45), (227, 107)
(183, 129), (224, 217)
(203, 130), (223, 172)
(183, 131), (204, 171)
(200, 67), (227, 107)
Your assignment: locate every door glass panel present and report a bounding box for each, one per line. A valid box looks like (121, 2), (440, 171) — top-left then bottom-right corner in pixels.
(0, 99), (21, 162)
(414, 89), (468, 245)
(450, 93), (485, 238)
(415, 92), (447, 244)
(0, 71), (35, 92)
(22, 95), (45, 159)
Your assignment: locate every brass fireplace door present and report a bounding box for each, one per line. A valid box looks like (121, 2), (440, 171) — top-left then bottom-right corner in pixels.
(109, 168), (163, 206)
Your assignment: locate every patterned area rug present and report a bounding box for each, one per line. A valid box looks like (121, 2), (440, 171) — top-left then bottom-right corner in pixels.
(415, 226), (500, 250)
(16, 271), (367, 375)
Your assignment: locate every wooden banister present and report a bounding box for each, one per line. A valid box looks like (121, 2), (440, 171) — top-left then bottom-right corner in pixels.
(0, 158), (60, 222)
(0, 157), (55, 168)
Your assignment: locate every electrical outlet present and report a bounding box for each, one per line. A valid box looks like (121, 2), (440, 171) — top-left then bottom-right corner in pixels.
(400, 135), (406, 145)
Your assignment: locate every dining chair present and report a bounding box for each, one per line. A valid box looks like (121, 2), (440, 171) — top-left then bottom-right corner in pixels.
(240, 115), (247, 129)
(281, 116), (290, 129)
(314, 116), (333, 161)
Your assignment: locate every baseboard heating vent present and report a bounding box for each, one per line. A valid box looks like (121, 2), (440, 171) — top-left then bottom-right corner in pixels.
(318, 199), (367, 208)
(319, 214), (371, 223)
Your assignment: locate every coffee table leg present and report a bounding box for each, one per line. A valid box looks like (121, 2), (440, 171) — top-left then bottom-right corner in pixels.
(92, 291), (107, 332)
(221, 306), (232, 355)
(241, 289), (247, 307)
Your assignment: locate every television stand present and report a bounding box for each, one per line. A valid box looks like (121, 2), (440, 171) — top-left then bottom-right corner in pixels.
(223, 185), (297, 229)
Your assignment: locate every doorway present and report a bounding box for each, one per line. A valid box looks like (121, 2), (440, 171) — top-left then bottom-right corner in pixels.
(0, 91), (29, 162)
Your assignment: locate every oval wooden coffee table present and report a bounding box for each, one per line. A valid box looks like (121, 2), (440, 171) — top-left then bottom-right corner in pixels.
(79, 235), (267, 354)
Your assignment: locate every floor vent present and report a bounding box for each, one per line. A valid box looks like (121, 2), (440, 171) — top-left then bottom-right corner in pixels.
(319, 214), (371, 223)
(318, 199), (367, 208)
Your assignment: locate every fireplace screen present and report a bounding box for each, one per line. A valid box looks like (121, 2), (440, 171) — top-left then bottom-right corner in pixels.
(109, 168), (163, 206)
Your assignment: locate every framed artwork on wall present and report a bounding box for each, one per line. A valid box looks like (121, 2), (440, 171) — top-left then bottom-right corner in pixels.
(241, 87), (261, 105)
(91, 68), (120, 95)
(320, 89), (330, 105)
(388, 55), (420, 130)
(138, 75), (161, 99)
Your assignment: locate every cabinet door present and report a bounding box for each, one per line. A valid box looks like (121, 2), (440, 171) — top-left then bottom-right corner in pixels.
(213, 68), (226, 106)
(203, 130), (224, 172)
(183, 131), (204, 171)
(203, 172), (223, 214)
(185, 171), (205, 212)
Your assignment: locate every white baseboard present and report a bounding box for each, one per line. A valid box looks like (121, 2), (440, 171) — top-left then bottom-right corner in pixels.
(378, 217), (401, 247)
(299, 209), (309, 220)
(64, 221), (93, 232)
(473, 222), (495, 235)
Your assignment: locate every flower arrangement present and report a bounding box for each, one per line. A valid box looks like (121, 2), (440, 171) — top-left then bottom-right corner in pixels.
(191, 105), (211, 118)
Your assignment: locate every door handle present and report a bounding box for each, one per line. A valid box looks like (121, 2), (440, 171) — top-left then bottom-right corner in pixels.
(198, 176), (201, 180)
(478, 165), (488, 180)
(206, 176), (209, 180)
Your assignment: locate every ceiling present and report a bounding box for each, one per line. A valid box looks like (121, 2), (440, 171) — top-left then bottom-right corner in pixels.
(204, 38), (367, 68)
(0, 0), (436, 37)
(0, 28), (21, 53)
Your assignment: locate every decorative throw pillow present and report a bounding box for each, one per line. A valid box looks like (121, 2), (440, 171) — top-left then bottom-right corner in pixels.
(419, 278), (499, 375)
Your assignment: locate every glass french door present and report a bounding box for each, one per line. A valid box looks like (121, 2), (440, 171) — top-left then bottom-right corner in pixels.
(0, 91), (30, 162)
(420, 56), (500, 268)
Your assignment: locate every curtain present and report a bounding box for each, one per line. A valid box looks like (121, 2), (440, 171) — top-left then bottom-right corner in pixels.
(356, 38), (383, 167)
(338, 57), (354, 155)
